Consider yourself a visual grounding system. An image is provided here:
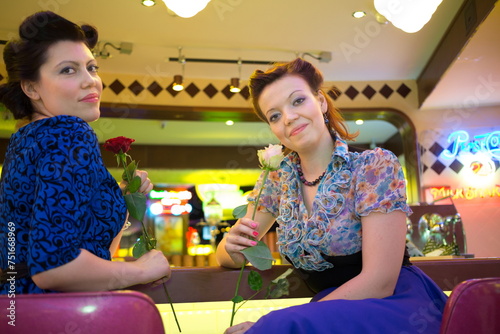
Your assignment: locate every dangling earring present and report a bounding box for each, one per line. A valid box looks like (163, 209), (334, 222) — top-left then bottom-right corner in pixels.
(324, 113), (336, 141)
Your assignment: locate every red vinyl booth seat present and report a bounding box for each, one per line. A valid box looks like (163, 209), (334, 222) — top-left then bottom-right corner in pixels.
(439, 277), (500, 334)
(0, 290), (165, 334)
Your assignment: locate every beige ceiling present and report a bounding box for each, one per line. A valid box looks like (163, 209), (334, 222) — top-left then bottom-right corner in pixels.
(1, 0), (499, 146)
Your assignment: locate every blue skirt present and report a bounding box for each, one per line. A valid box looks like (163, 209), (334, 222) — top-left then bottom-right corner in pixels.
(246, 266), (448, 334)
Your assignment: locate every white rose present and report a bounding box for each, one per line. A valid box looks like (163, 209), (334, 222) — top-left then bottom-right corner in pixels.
(258, 144), (284, 171)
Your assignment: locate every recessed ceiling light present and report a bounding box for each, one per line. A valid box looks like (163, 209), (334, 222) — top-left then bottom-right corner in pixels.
(352, 11), (366, 19)
(142, 0), (156, 7)
(355, 119), (364, 125)
(226, 120), (234, 126)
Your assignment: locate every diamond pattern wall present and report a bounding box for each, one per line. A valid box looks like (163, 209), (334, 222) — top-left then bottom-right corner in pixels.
(98, 77), (412, 101)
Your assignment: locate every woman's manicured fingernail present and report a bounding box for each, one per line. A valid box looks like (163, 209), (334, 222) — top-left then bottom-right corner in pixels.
(252, 231), (259, 237)
(251, 223), (257, 228)
(251, 241), (257, 246)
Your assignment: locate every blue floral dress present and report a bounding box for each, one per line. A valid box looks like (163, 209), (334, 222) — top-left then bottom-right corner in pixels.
(246, 137), (448, 333)
(0, 115), (126, 294)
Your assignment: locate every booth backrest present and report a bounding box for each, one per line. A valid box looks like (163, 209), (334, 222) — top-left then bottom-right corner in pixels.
(0, 290), (164, 334)
(439, 277), (500, 334)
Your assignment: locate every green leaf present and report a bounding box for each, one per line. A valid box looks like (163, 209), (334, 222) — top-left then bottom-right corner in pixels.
(232, 204), (248, 219)
(231, 295), (244, 303)
(124, 192), (147, 221)
(248, 271), (263, 291)
(132, 235), (148, 258)
(132, 234), (156, 259)
(241, 241), (274, 271)
(127, 175), (142, 193)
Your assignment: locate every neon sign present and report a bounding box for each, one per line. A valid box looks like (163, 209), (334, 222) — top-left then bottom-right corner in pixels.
(430, 186), (500, 201)
(443, 130), (500, 160)
(150, 190), (192, 200)
(149, 190), (193, 215)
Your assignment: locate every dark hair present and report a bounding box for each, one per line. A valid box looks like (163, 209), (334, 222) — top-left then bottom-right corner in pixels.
(249, 58), (357, 141)
(0, 11), (98, 120)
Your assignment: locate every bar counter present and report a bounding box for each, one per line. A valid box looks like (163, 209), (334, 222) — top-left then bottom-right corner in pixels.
(131, 257), (500, 304)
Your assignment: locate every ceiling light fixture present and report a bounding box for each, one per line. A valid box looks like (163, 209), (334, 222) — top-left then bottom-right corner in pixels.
(93, 41), (133, 59)
(352, 11), (366, 19)
(374, 0), (444, 33)
(168, 51), (331, 65)
(172, 75), (184, 92)
(141, 0), (156, 7)
(229, 78), (241, 93)
(229, 59), (242, 93)
(301, 51), (332, 63)
(162, 0), (211, 18)
(172, 47), (185, 91)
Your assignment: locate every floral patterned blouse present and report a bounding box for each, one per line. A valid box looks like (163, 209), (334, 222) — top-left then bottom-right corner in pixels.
(248, 136), (412, 272)
(0, 115), (126, 294)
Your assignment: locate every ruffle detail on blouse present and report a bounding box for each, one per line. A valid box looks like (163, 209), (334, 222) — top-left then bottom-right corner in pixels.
(277, 152), (354, 272)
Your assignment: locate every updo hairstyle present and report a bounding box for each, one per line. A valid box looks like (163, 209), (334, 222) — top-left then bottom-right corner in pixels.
(0, 11), (98, 119)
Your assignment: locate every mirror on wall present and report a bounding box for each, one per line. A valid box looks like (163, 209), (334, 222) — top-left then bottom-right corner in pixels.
(0, 106), (418, 203)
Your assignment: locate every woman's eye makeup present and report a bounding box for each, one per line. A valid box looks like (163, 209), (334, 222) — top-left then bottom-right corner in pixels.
(60, 66), (75, 74)
(292, 97), (305, 106)
(266, 110), (281, 123)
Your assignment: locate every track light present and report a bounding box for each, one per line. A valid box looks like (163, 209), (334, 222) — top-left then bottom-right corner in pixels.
(172, 47), (185, 91)
(172, 75), (184, 91)
(229, 59), (242, 93)
(93, 41), (133, 59)
(229, 78), (240, 93)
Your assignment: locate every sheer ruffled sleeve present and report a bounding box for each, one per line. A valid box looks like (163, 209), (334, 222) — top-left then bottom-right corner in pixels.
(354, 148), (412, 217)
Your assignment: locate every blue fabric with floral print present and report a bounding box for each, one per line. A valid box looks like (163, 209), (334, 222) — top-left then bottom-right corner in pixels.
(248, 136), (412, 271)
(0, 115), (126, 294)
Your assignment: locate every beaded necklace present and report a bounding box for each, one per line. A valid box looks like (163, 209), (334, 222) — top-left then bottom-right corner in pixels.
(296, 130), (336, 186)
(297, 156), (327, 186)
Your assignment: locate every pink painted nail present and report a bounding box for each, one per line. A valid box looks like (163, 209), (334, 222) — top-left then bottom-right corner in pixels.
(252, 231), (259, 237)
(251, 241), (257, 246)
(251, 223), (257, 228)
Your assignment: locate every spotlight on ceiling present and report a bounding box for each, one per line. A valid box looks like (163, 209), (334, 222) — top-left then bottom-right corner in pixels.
(172, 75), (184, 91)
(229, 78), (241, 93)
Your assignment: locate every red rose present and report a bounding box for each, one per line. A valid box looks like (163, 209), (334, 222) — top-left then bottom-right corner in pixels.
(103, 136), (135, 154)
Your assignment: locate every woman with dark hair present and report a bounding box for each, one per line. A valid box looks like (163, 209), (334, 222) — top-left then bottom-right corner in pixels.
(0, 11), (170, 294)
(217, 58), (447, 333)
